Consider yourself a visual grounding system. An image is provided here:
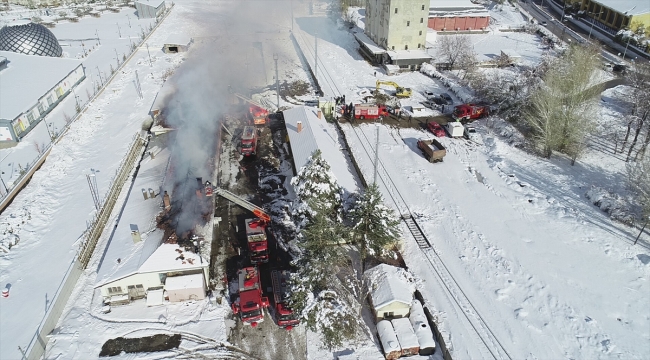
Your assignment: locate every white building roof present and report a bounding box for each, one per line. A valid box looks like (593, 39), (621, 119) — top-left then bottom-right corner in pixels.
(377, 320), (402, 354)
(429, 0), (489, 17)
(165, 272), (204, 291)
(0, 51), (82, 120)
(593, 0), (650, 16)
(95, 143), (205, 288)
(135, 0), (166, 8)
(355, 32), (386, 55)
(409, 300), (437, 350)
(392, 317), (420, 350)
(430, 0), (478, 8)
(386, 50), (432, 61)
(283, 106), (359, 194)
(164, 34), (191, 46)
(146, 289), (164, 306)
(365, 264), (415, 309)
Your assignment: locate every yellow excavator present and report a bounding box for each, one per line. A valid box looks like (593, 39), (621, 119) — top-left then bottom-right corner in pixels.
(376, 80), (412, 98)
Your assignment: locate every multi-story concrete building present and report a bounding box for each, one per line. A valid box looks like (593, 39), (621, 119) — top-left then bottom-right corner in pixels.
(569, 0), (649, 33)
(365, 0), (429, 51)
(359, 0), (431, 71)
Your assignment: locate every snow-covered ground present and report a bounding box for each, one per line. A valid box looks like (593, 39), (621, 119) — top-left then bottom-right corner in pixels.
(2, 0), (648, 359)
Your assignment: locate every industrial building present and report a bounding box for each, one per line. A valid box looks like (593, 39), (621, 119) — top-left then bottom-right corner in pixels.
(428, 0), (490, 31)
(569, 0), (650, 33)
(0, 21), (85, 144)
(135, 0), (167, 19)
(360, 0), (431, 70)
(365, 264), (414, 322)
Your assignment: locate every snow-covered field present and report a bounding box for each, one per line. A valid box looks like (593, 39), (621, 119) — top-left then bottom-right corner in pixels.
(1, 0), (648, 359)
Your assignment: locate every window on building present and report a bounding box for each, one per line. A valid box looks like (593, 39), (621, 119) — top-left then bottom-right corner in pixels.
(37, 103), (45, 115)
(422, 5), (425, 10)
(395, 8), (398, 14)
(383, 311), (394, 318)
(407, 21), (410, 26)
(419, 30), (423, 36)
(26, 112), (35, 123)
(421, 18), (424, 23)
(47, 95), (54, 106)
(418, 43), (421, 48)
(108, 286), (123, 294)
(405, 45), (408, 50)
(392, 45), (395, 50)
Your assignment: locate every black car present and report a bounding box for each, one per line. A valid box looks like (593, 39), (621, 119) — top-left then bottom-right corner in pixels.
(612, 64), (626, 72)
(440, 93), (453, 105)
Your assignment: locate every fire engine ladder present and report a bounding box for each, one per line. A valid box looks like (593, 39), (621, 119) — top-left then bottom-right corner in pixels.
(271, 270), (282, 303)
(214, 188), (271, 222)
(233, 93), (268, 110)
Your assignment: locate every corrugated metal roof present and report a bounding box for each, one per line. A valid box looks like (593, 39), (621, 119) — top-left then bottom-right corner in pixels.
(592, 0), (649, 16)
(282, 106), (360, 194)
(283, 106), (319, 174)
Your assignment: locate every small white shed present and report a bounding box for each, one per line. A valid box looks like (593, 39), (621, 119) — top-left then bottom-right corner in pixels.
(163, 34), (192, 53)
(365, 264), (415, 322)
(377, 320), (402, 360)
(165, 272), (206, 302)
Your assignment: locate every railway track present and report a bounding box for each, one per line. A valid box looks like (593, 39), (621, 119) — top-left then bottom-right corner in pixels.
(294, 27), (512, 359)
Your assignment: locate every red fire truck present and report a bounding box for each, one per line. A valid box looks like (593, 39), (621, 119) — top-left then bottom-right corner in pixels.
(271, 270), (300, 330)
(353, 104), (389, 120)
(246, 218), (269, 264)
(240, 126), (258, 156)
(232, 267), (269, 327)
(452, 104), (490, 122)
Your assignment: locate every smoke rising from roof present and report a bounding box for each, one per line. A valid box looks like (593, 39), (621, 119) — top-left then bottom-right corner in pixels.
(160, 0), (292, 235)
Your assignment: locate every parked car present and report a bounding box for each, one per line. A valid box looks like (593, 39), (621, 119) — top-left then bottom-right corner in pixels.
(424, 90), (436, 99)
(427, 122), (446, 137)
(440, 93), (453, 105)
(464, 125), (482, 143)
(540, 21), (548, 26)
(422, 100), (438, 110)
(612, 64), (626, 72)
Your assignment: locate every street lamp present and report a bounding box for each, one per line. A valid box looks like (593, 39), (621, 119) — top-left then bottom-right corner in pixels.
(588, 11), (604, 40)
(622, 36), (632, 59)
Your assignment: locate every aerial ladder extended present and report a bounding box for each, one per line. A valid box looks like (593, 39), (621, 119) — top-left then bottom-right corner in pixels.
(214, 188), (271, 222)
(375, 80), (412, 98)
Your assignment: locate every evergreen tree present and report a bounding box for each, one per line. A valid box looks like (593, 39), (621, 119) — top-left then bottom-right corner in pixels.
(349, 183), (401, 267)
(290, 150), (343, 230)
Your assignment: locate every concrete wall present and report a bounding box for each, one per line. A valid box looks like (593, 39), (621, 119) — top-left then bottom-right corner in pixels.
(365, 0), (428, 51)
(374, 301), (411, 321)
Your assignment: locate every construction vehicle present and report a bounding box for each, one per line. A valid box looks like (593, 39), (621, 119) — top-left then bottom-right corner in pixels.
(246, 218), (269, 264)
(240, 125), (258, 156)
(233, 93), (270, 126)
(417, 139), (446, 163)
(231, 266), (269, 327)
(271, 270), (300, 330)
(353, 104), (390, 120)
(376, 80), (412, 98)
(452, 104), (490, 122)
(214, 188), (271, 263)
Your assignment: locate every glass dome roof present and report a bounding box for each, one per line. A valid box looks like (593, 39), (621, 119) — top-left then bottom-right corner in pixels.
(0, 21), (63, 57)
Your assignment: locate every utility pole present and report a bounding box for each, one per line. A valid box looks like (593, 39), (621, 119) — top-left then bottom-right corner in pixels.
(274, 53), (280, 109)
(622, 37), (632, 59)
(114, 48), (119, 66)
(290, 0), (294, 32)
(96, 29), (100, 45)
(634, 216), (649, 245)
(146, 43), (153, 67)
(116, 22), (121, 38)
(373, 122), (380, 185)
(314, 33), (318, 82)
(127, 14), (131, 28)
(588, 12), (603, 40)
(96, 66), (103, 86)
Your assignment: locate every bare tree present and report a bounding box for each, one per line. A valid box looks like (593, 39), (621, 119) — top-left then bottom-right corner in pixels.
(627, 156), (650, 218)
(435, 35), (475, 70)
(624, 62), (650, 161)
(525, 44), (601, 163)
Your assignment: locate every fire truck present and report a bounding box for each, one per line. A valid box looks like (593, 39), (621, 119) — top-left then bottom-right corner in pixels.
(233, 93), (270, 126)
(240, 125), (258, 156)
(271, 270), (300, 330)
(246, 218), (269, 264)
(452, 104), (490, 122)
(353, 104), (389, 120)
(232, 267), (269, 327)
(214, 188), (271, 263)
